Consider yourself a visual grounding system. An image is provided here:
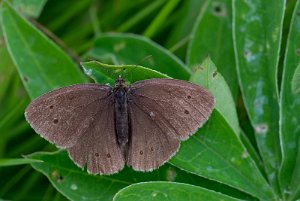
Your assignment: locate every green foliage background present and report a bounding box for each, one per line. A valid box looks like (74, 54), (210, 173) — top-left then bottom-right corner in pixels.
(0, 0), (299, 200)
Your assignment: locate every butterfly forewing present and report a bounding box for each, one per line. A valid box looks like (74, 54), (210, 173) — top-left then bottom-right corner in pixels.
(25, 84), (112, 148)
(128, 78), (214, 140)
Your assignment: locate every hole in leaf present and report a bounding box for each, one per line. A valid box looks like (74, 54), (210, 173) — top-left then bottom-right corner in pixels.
(211, 2), (227, 16)
(213, 5), (221, 13)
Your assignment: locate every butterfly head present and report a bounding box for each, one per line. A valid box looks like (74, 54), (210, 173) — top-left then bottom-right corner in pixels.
(115, 75), (126, 88)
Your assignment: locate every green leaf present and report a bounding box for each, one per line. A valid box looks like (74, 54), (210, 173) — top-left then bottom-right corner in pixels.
(0, 1), (87, 99)
(113, 182), (242, 201)
(12, 0), (47, 18)
(86, 33), (191, 80)
(187, 0), (238, 99)
(81, 61), (169, 85)
(232, 0), (285, 190)
(27, 151), (234, 201)
(170, 110), (276, 200)
(239, 130), (264, 174)
(279, 0), (300, 199)
(0, 158), (41, 166)
(291, 63), (300, 94)
(190, 57), (239, 135)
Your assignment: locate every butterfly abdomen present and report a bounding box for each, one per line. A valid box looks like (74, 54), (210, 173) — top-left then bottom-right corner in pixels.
(114, 87), (129, 146)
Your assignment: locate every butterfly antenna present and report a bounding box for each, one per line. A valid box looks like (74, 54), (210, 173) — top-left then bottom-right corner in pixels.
(137, 55), (153, 66)
(123, 55), (153, 77)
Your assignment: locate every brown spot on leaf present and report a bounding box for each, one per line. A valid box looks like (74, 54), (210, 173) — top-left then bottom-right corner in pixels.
(213, 71), (218, 77)
(23, 76), (28, 82)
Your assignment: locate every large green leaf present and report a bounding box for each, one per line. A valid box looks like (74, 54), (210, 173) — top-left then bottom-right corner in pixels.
(171, 110), (276, 200)
(0, 1), (87, 99)
(86, 33), (191, 80)
(279, 0), (300, 199)
(113, 182), (242, 201)
(232, 0), (285, 190)
(27, 151), (236, 201)
(190, 57), (239, 135)
(187, 0), (238, 99)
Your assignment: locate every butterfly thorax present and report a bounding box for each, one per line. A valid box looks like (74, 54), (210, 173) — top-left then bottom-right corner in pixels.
(113, 77), (129, 151)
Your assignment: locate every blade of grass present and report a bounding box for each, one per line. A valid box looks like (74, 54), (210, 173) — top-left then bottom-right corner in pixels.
(143, 0), (180, 38)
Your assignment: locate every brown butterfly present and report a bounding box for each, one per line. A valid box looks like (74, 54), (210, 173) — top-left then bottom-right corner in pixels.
(25, 77), (214, 175)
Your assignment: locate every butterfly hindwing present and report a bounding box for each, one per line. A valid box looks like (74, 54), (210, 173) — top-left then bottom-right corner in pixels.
(67, 97), (125, 175)
(127, 101), (180, 171)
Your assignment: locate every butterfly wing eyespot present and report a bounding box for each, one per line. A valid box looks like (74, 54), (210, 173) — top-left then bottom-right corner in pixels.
(127, 78), (214, 171)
